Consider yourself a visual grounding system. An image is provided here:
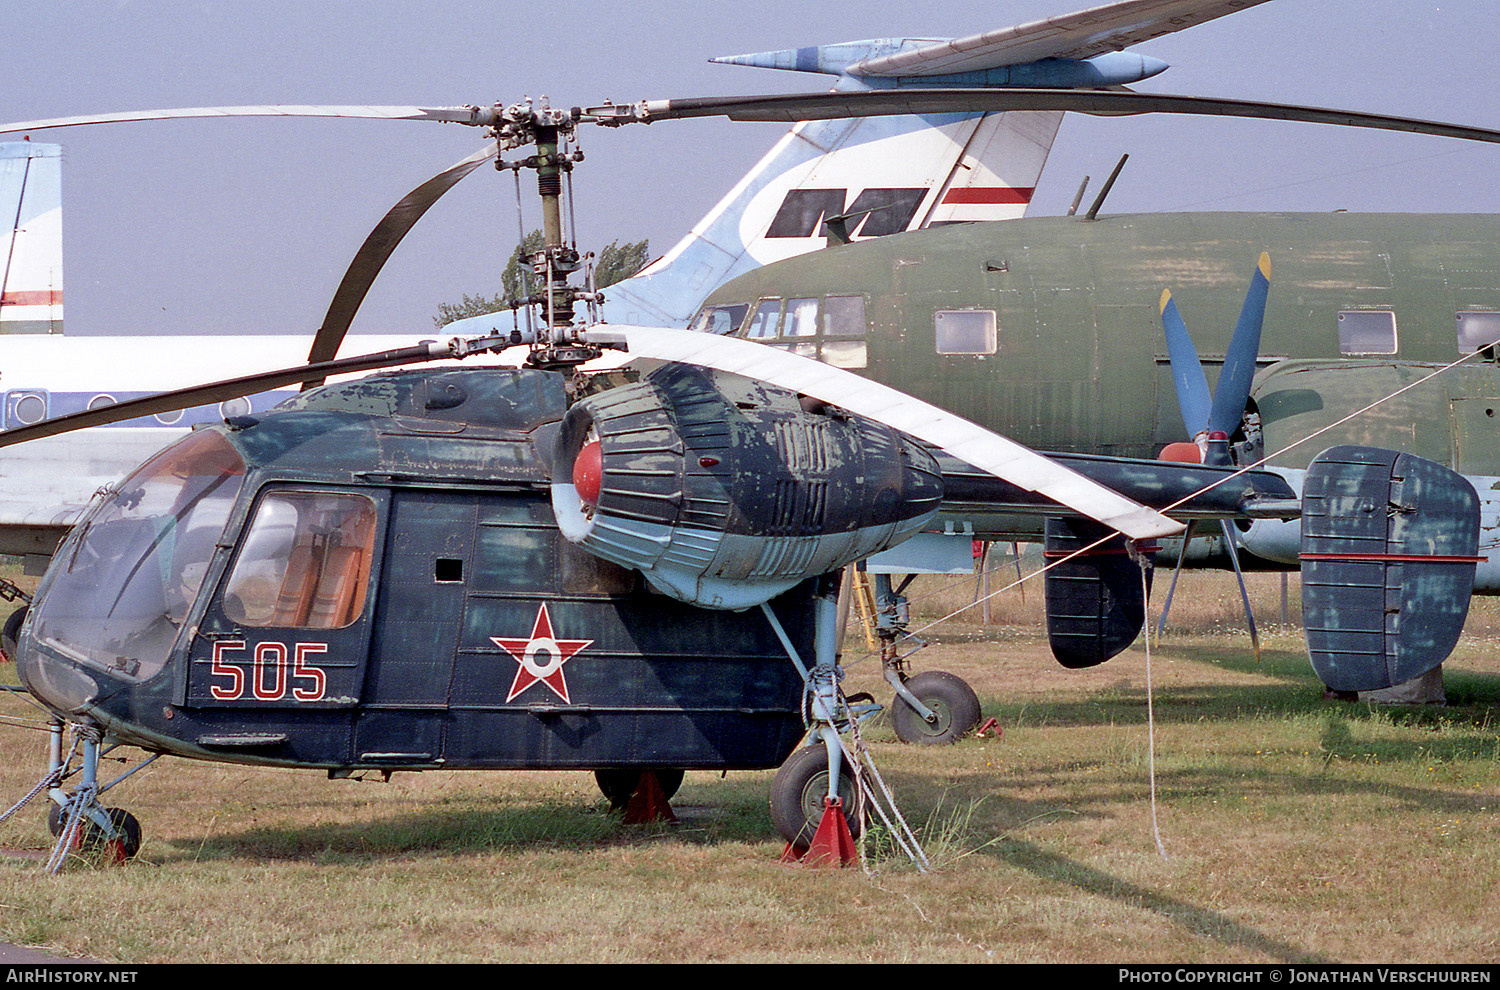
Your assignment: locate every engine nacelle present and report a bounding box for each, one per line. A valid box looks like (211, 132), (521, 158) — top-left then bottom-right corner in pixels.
(551, 366), (944, 609)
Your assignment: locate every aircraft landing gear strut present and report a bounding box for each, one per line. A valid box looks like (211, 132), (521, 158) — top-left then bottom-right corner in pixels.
(871, 573), (983, 745)
(3, 719), (156, 871)
(763, 576), (863, 864)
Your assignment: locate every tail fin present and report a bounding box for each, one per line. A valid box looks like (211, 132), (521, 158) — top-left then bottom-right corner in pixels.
(602, 104), (1062, 327)
(602, 0), (1271, 328)
(0, 142), (63, 335)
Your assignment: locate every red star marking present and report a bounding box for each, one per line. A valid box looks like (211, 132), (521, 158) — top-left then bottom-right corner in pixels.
(491, 604), (594, 704)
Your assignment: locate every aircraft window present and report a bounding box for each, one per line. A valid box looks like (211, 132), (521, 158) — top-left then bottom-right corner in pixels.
(29, 429), (245, 682)
(1457, 312), (1500, 353)
(7, 392), (46, 426)
(771, 342), (818, 359)
(689, 303), (749, 335)
(87, 394), (116, 411)
(784, 298), (819, 337)
(219, 397), (252, 419)
(822, 296), (867, 336)
(745, 299), (782, 339)
(821, 340), (868, 370)
(1337, 310), (1397, 355)
(222, 491), (377, 629)
(934, 310), (997, 355)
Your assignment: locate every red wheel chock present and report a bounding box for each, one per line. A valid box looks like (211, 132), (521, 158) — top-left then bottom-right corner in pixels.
(975, 717), (1002, 739)
(622, 770), (677, 824)
(780, 798), (857, 867)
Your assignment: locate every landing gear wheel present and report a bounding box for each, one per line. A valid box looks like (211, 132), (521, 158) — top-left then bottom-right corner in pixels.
(769, 745), (865, 846)
(47, 804), (142, 859)
(1, 605), (26, 662)
(593, 768), (684, 811)
(890, 670), (982, 745)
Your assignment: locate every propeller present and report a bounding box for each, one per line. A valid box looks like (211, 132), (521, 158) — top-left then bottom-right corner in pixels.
(1159, 251), (1272, 463)
(1153, 253), (1273, 655)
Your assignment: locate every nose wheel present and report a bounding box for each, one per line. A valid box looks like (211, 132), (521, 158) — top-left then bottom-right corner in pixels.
(48, 802), (141, 861)
(889, 670), (983, 745)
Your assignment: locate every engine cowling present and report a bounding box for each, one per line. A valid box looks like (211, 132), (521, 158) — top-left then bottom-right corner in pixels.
(551, 365), (944, 609)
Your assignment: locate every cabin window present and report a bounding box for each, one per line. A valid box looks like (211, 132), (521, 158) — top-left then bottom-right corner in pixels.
(820, 296), (868, 368)
(6, 391), (47, 427)
(223, 491), (378, 630)
(688, 303), (748, 335)
(823, 296), (866, 336)
(934, 309), (997, 355)
(1457, 312), (1500, 353)
(1337, 310), (1397, 355)
(784, 298), (819, 337)
(745, 299), (782, 339)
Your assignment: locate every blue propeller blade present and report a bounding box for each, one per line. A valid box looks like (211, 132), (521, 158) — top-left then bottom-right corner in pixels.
(1207, 252), (1272, 437)
(1159, 288), (1212, 438)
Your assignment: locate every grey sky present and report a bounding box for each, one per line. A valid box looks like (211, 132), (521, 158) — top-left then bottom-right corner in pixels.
(3, 0), (1497, 337)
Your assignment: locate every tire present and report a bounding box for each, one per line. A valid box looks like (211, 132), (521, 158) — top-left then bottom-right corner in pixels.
(47, 804), (142, 859)
(769, 745), (865, 846)
(890, 670), (982, 745)
(1, 606), (26, 662)
(593, 768), (685, 811)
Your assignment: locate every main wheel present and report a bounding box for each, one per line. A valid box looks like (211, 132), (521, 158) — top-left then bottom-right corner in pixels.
(593, 768), (685, 811)
(890, 670), (983, 745)
(769, 745), (865, 846)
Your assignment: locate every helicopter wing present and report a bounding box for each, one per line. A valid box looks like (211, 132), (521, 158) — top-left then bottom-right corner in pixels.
(849, 0), (1272, 76)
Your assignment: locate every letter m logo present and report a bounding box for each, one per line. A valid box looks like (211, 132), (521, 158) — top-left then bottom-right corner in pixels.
(765, 188), (926, 239)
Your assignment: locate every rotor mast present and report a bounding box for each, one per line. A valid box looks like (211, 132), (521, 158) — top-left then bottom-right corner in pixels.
(488, 100), (603, 374)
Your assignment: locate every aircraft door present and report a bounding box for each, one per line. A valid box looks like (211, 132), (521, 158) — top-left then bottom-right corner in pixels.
(183, 488), (385, 760)
(352, 488), (477, 765)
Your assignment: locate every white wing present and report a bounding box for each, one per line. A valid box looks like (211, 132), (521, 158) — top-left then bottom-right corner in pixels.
(583, 325), (1186, 541)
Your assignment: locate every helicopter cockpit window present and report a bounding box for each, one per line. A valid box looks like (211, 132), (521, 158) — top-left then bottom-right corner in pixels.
(1337, 310), (1397, 355)
(29, 429), (245, 683)
(688, 303), (749, 335)
(222, 491), (377, 629)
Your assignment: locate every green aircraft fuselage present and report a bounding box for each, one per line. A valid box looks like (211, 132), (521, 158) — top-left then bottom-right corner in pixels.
(700, 212), (1500, 478)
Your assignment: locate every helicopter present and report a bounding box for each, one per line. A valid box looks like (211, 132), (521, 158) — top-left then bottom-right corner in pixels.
(1, 74), (1495, 867)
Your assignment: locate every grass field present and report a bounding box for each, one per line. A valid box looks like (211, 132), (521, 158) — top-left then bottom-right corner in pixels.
(1, 566), (1498, 963)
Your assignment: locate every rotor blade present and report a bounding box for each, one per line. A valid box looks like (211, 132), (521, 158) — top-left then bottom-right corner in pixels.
(0, 340), (471, 449)
(1207, 252), (1272, 437)
(0, 105), (487, 135)
(304, 141), (499, 376)
(1158, 288), (1212, 438)
(583, 325), (1185, 542)
(601, 89), (1500, 147)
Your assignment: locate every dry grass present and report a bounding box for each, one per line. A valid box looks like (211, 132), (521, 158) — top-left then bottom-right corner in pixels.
(0, 563), (1498, 962)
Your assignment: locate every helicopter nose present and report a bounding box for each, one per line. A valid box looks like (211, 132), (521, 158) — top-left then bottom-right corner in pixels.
(15, 645), (100, 716)
(573, 439), (603, 507)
